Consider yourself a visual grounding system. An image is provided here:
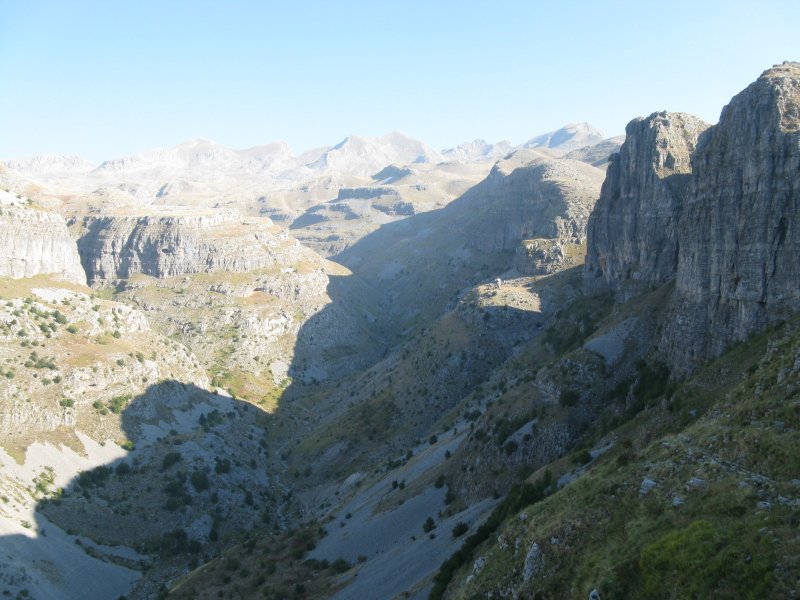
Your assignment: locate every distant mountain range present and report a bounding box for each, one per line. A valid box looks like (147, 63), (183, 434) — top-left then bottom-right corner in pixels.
(1, 123), (622, 257)
(2, 123), (614, 183)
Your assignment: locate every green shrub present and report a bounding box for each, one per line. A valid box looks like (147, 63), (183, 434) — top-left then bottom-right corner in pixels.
(161, 452), (182, 471)
(78, 466), (111, 488)
(451, 522), (469, 538)
(559, 389), (580, 407)
(190, 470), (209, 491)
(571, 449), (592, 465)
(423, 516), (436, 533)
(107, 394), (131, 414)
(329, 558), (350, 574)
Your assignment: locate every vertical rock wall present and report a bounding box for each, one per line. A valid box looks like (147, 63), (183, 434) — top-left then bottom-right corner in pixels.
(584, 62), (800, 370)
(0, 193), (86, 285)
(664, 62), (800, 367)
(584, 112), (709, 298)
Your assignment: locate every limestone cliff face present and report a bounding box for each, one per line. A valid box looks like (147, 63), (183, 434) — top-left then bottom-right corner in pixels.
(584, 112), (710, 297)
(584, 62), (800, 370)
(665, 62), (800, 367)
(75, 209), (310, 283)
(0, 193), (87, 285)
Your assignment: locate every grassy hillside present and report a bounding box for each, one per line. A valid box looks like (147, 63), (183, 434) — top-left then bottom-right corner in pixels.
(440, 319), (800, 599)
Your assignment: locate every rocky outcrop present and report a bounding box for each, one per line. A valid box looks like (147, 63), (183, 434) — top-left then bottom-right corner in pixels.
(665, 62), (800, 367)
(75, 209), (310, 283)
(0, 192), (87, 284)
(584, 112), (710, 298)
(584, 62), (800, 370)
(514, 239), (566, 275)
(522, 541), (543, 582)
(463, 153), (605, 254)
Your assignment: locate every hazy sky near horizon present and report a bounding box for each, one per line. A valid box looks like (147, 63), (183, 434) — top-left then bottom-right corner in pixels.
(1, 0), (799, 162)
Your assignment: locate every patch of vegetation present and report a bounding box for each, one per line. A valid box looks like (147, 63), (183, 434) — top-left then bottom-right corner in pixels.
(107, 394), (131, 414)
(77, 465), (112, 488)
(161, 451), (182, 471)
(492, 409), (536, 446)
(452, 522), (469, 538)
(23, 351), (56, 370)
(190, 470), (210, 492)
(430, 472), (553, 600)
(423, 516), (436, 533)
(558, 388), (580, 407)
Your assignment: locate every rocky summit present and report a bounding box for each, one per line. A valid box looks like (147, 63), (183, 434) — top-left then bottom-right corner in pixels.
(0, 63), (799, 600)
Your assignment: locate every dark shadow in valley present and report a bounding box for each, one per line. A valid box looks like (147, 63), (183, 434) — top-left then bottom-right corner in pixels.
(1, 380), (279, 600)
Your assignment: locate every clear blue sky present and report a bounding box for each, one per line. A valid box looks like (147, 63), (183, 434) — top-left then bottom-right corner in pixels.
(1, 0), (798, 162)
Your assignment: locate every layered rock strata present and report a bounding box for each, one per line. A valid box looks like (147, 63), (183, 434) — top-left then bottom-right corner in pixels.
(75, 209), (310, 283)
(0, 192), (87, 284)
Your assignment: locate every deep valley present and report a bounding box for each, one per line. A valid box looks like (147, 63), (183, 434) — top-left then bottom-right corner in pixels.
(1, 62), (799, 600)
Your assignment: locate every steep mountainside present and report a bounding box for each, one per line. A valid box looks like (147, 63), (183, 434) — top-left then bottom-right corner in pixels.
(564, 135), (625, 167)
(464, 151), (604, 253)
(336, 151), (605, 339)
